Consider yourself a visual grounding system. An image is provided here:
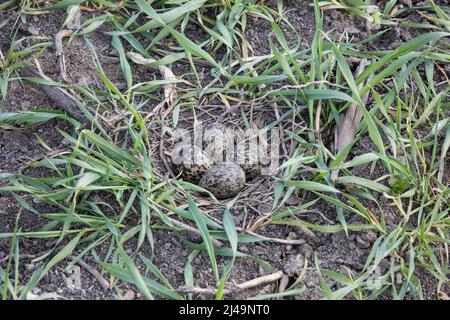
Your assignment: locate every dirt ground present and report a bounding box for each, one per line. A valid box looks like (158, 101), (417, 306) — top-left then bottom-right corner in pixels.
(0, 0), (449, 300)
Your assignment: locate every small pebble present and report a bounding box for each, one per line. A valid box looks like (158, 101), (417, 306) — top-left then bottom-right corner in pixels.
(286, 232), (297, 251)
(283, 254), (305, 277)
(109, 49), (119, 57)
(26, 291), (40, 300)
(346, 26), (361, 34)
(396, 272), (403, 285)
(27, 25), (41, 35)
(124, 290), (135, 300)
(25, 263), (35, 272)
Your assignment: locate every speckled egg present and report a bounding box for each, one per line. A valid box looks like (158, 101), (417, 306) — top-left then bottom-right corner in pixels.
(234, 142), (262, 180)
(171, 144), (213, 183)
(199, 162), (246, 200)
(202, 122), (231, 164)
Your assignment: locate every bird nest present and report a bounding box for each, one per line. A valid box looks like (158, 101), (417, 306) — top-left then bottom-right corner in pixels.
(121, 52), (304, 221)
(147, 103), (288, 221)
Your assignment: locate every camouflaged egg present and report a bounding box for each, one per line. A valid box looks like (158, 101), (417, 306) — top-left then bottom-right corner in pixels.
(234, 142), (262, 180)
(199, 162), (246, 200)
(171, 144), (213, 183)
(202, 122), (231, 164)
